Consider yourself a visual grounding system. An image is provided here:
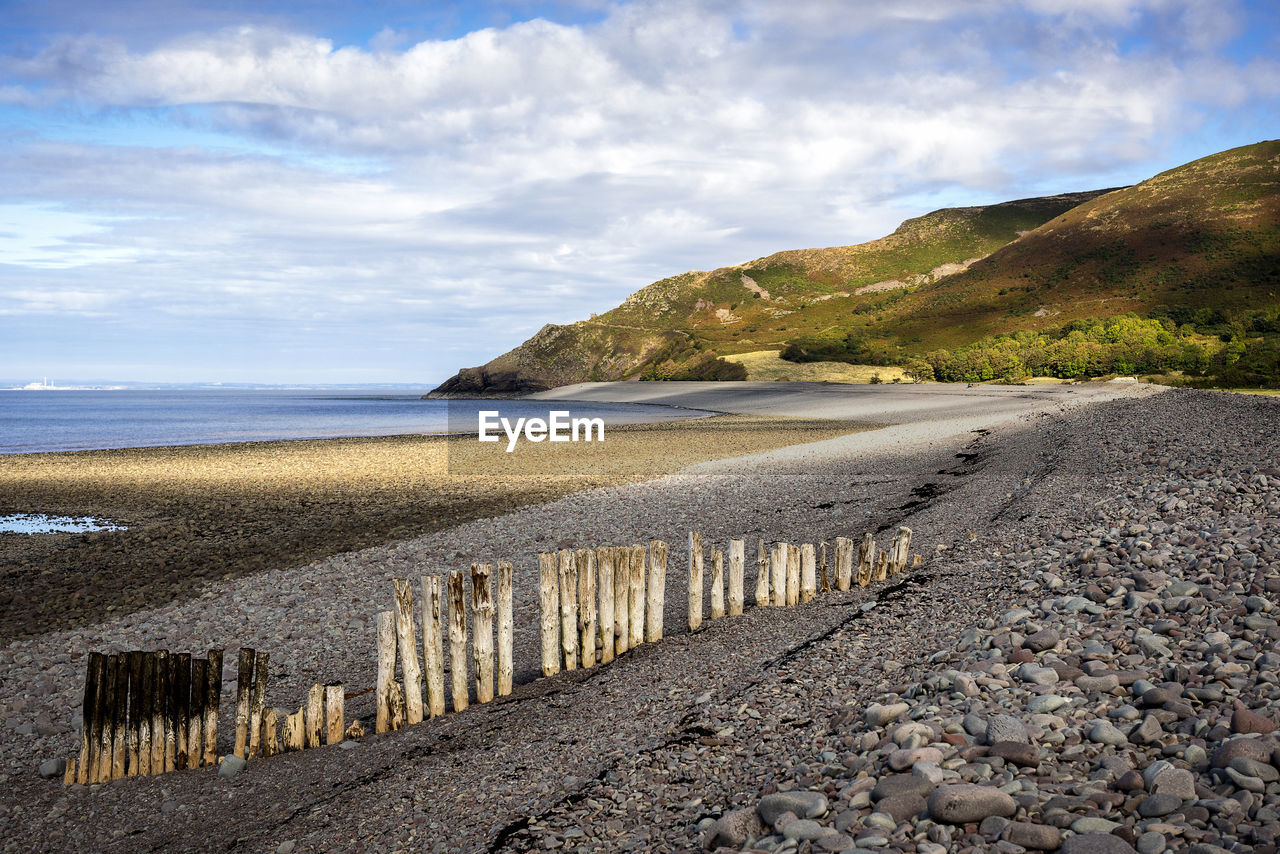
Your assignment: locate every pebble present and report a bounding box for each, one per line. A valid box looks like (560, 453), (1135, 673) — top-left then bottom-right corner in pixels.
(758, 791), (828, 826)
(217, 755), (247, 779)
(926, 784), (1016, 824)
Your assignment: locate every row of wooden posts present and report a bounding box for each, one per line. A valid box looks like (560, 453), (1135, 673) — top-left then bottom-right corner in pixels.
(371, 527), (914, 731)
(69, 526), (917, 781)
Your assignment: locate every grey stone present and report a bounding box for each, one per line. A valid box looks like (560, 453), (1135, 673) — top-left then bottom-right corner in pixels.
(1130, 714), (1163, 745)
(758, 791), (829, 826)
(875, 793), (925, 823)
(1027, 694), (1069, 714)
(926, 784), (1017, 824)
(782, 819), (833, 841)
(1076, 674), (1121, 693)
(704, 808), (764, 850)
(1136, 831), (1166, 854)
(38, 757), (65, 779)
(1138, 793), (1181, 817)
(276, 842), (296, 854)
(1150, 767), (1196, 800)
(1089, 720), (1129, 746)
(1024, 628), (1060, 652)
(1061, 832), (1137, 854)
(985, 715), (1029, 745)
(871, 773), (935, 801)
(218, 754), (247, 779)
(864, 703), (909, 727)
(1071, 817), (1122, 834)
(1211, 735), (1276, 768)
(1229, 755), (1279, 782)
(1003, 821), (1061, 851)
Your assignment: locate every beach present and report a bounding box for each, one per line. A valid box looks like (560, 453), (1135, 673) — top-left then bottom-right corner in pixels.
(5, 381), (1280, 854)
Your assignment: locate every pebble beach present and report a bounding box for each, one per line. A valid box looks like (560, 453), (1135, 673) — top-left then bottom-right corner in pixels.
(2, 382), (1279, 854)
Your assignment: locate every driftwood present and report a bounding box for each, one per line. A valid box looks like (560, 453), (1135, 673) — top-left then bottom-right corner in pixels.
(305, 683), (324, 748)
(447, 570), (469, 713)
(285, 710), (305, 752)
(613, 547), (629, 655)
(471, 563), (495, 702)
(785, 544), (801, 607)
(575, 550), (596, 668)
(628, 544), (645, 650)
(727, 539), (745, 617)
(556, 550), (579, 670)
(770, 544), (786, 607)
(890, 526), (912, 575)
(394, 578), (424, 725)
(421, 575), (446, 718)
(799, 544), (816, 603)
(710, 549), (725, 619)
(819, 541), (831, 594)
(375, 611), (396, 733)
(834, 536), (853, 591)
(233, 648), (254, 759)
(857, 533), (875, 587)
(596, 547), (615, 663)
(325, 683), (344, 744)
(261, 707), (279, 757)
(755, 538), (770, 606)
(874, 550), (889, 581)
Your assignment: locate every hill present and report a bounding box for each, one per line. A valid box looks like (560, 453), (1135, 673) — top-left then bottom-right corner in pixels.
(429, 141), (1279, 396)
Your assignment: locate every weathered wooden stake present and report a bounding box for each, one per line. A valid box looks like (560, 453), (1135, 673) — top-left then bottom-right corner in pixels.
(394, 578), (424, 726)
(613, 547), (630, 654)
(111, 654), (128, 781)
(835, 536), (853, 591)
(421, 575), (446, 718)
(890, 525), (912, 575)
(375, 610), (396, 733)
(248, 651), (267, 760)
(151, 650), (169, 775)
(874, 550), (889, 581)
(710, 549), (725, 619)
(325, 683), (344, 744)
(136, 652), (153, 776)
(770, 544), (786, 607)
(727, 539), (745, 617)
(537, 553), (561, 676)
(786, 544), (801, 606)
(575, 550), (596, 668)
(688, 532), (704, 631)
(233, 648), (254, 759)
(95, 651), (113, 782)
(472, 563), (495, 702)
(285, 710), (305, 752)
(819, 541), (831, 594)
(64, 757), (76, 786)
(448, 570), (469, 713)
(800, 544), (817, 603)
(497, 561), (513, 697)
(557, 550), (579, 670)
(388, 681), (406, 731)
(305, 683), (324, 747)
(646, 540), (668, 641)
(857, 533), (875, 587)
(174, 652), (191, 769)
(126, 651), (143, 776)
(755, 538), (770, 606)
(189, 657), (207, 768)
(628, 544), (645, 650)
(261, 707), (278, 757)
(596, 547), (615, 664)
(78, 651), (102, 784)
(203, 649), (222, 768)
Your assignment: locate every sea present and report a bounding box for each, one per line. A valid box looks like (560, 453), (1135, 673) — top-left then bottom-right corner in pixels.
(0, 389), (711, 455)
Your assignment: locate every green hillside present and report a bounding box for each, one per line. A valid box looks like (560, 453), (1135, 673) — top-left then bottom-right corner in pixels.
(429, 141), (1279, 396)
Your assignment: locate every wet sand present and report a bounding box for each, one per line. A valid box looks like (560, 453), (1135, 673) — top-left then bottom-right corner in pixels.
(0, 415), (868, 642)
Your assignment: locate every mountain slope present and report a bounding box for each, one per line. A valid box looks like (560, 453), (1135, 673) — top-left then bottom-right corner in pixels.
(430, 140), (1279, 395)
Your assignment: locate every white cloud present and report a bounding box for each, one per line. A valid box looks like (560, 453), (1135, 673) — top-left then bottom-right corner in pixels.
(0, 0), (1272, 380)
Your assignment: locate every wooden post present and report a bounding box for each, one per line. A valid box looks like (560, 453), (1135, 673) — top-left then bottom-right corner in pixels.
(710, 549), (725, 619)
(537, 554), (561, 676)
(126, 651), (143, 776)
(93, 652), (112, 782)
(727, 539), (744, 617)
(596, 547), (615, 664)
(151, 650), (168, 775)
(646, 540), (668, 641)
(819, 541), (831, 594)
(421, 575), (446, 718)
(325, 683), (344, 744)
(557, 550), (579, 670)
(448, 570), (469, 713)
(613, 547), (630, 655)
(136, 652), (152, 776)
(233, 648), (254, 759)
(78, 651), (102, 784)
(800, 544), (817, 603)
(497, 561), (513, 697)
(64, 758), (76, 786)
(786, 544), (801, 606)
(575, 550), (596, 668)
(388, 681), (406, 731)
(261, 707), (278, 757)
(394, 578), (424, 726)
(305, 683), (324, 747)
(285, 710), (305, 752)
(472, 563), (495, 703)
(189, 657), (207, 768)
(755, 538), (770, 606)
(111, 654), (128, 780)
(688, 532), (704, 631)
(857, 533), (875, 587)
(874, 550), (889, 581)
(248, 651), (267, 759)
(173, 652), (191, 769)
(376, 610), (396, 733)
(203, 649), (222, 768)
(628, 544), (645, 649)
(890, 526), (912, 575)
(162, 654), (177, 772)
(770, 544), (786, 607)
(835, 536), (853, 590)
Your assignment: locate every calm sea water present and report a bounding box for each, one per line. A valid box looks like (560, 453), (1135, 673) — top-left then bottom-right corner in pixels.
(0, 390), (710, 454)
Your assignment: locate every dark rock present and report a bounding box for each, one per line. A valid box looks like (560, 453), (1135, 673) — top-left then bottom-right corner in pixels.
(1233, 701), (1277, 735)
(871, 774), (935, 801)
(989, 741), (1039, 767)
(927, 784), (1017, 824)
(1061, 833), (1139, 854)
(1004, 821), (1062, 850)
(877, 793), (926, 823)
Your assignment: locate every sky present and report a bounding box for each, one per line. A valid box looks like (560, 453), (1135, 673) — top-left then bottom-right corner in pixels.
(1, 0), (1277, 385)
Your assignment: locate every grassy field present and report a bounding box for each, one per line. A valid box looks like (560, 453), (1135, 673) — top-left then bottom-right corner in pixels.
(722, 350), (909, 383)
